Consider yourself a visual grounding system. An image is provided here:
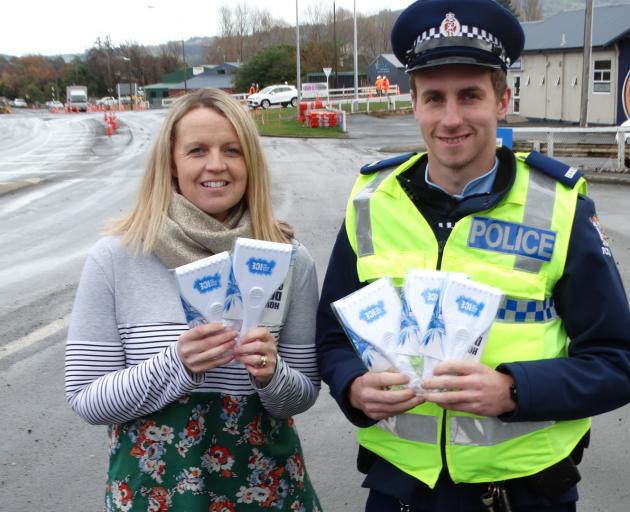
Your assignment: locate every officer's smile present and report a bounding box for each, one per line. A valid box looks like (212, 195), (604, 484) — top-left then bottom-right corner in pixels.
(436, 134), (471, 146)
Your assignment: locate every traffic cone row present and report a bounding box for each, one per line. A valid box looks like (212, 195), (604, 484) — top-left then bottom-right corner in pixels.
(305, 109), (341, 128)
(104, 111), (119, 136)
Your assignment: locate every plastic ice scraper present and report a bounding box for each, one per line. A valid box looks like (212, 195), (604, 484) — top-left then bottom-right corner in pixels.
(440, 275), (502, 361)
(174, 251), (232, 326)
(403, 270), (451, 361)
(231, 237), (293, 339)
(332, 277), (425, 390)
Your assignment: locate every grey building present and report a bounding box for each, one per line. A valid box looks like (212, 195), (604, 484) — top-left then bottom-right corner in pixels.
(510, 4), (630, 125)
(144, 63), (241, 107)
(367, 54), (408, 93)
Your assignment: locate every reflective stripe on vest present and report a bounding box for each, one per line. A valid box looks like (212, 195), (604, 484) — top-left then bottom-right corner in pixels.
(354, 168), (396, 257)
(377, 413), (439, 444)
(450, 416), (554, 446)
(377, 413), (552, 446)
(515, 170), (557, 273)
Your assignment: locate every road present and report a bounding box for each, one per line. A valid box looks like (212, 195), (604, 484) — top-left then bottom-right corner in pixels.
(1, 109), (630, 511)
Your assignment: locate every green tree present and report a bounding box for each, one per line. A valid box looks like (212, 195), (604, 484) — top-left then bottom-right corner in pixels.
(234, 45), (296, 93)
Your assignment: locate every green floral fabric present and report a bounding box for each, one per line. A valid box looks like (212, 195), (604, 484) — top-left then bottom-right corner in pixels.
(104, 392), (322, 511)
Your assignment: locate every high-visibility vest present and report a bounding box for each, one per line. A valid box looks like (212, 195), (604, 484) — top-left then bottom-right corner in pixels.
(345, 153), (591, 487)
(375, 78), (383, 92)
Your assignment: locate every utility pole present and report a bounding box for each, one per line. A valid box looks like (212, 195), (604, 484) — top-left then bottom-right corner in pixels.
(296, 0), (301, 101)
(182, 38), (188, 92)
(333, 0), (337, 89)
(353, 0), (358, 99)
(579, 0), (593, 127)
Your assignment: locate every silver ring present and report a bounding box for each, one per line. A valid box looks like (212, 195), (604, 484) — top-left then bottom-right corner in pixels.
(259, 355), (268, 368)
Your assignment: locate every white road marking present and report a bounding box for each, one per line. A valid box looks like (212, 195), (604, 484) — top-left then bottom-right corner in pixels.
(0, 314), (70, 361)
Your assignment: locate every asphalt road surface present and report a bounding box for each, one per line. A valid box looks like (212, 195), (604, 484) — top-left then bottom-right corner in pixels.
(1, 109), (630, 511)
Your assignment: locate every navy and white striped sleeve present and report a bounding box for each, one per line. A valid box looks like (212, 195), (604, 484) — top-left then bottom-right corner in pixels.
(64, 251), (202, 426)
(254, 243), (321, 418)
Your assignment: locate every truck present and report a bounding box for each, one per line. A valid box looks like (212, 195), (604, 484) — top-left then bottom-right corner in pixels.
(66, 85), (88, 112)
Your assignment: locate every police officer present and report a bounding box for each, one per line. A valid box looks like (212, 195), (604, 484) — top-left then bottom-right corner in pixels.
(316, 0), (630, 511)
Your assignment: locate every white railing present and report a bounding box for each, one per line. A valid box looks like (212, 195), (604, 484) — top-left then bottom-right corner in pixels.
(510, 126), (630, 172)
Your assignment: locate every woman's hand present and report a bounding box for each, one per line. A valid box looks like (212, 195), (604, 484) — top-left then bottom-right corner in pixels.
(234, 327), (278, 386)
(177, 323), (237, 374)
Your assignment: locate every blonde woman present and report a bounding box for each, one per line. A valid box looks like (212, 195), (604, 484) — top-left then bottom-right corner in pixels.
(65, 89), (322, 511)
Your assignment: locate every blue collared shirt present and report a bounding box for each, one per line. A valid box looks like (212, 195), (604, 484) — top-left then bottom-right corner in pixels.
(425, 158), (499, 200)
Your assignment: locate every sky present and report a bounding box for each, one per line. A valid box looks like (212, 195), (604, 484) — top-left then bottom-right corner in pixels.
(2, 0), (412, 57)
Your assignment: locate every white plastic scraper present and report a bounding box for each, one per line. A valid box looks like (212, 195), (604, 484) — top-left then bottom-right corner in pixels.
(440, 275), (503, 361)
(174, 251), (232, 326)
(332, 277), (402, 372)
(232, 237), (293, 338)
(403, 270), (449, 360)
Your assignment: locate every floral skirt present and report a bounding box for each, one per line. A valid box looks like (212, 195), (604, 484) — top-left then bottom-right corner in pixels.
(105, 392), (322, 511)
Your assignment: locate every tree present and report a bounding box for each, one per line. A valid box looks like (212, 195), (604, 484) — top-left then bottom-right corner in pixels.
(515, 0), (543, 21)
(233, 45), (295, 93)
(495, 0), (519, 17)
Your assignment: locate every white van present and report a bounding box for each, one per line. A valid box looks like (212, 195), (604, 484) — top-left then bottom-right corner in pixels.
(301, 82), (329, 100)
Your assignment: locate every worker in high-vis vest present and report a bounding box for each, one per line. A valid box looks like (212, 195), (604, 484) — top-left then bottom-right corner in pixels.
(316, 1), (630, 511)
(375, 75), (383, 97)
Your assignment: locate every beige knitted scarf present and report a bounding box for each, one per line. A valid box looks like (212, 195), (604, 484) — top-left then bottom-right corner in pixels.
(153, 192), (252, 269)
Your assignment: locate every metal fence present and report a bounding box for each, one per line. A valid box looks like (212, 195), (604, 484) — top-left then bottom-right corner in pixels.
(511, 127), (630, 173)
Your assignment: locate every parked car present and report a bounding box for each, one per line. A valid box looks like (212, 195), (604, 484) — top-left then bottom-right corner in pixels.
(247, 85), (298, 109)
(45, 100), (64, 110)
(96, 96), (117, 107)
(616, 119), (630, 144)
(12, 98), (28, 108)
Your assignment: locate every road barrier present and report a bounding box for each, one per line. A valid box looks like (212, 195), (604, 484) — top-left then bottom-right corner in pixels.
(510, 126), (630, 172)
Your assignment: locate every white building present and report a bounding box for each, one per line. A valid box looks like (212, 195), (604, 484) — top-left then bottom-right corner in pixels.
(509, 4), (630, 125)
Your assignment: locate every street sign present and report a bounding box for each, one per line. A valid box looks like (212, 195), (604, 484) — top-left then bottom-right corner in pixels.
(323, 67), (332, 78)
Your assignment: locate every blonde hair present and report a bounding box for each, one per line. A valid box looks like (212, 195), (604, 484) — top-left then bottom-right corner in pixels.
(108, 88), (292, 252)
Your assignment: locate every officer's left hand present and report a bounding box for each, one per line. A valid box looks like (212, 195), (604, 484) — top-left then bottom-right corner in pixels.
(421, 360), (516, 417)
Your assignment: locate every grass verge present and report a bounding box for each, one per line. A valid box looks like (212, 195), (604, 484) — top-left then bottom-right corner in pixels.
(251, 107), (344, 137)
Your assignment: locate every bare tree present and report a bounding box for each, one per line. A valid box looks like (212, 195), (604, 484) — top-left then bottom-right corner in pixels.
(515, 0), (543, 21)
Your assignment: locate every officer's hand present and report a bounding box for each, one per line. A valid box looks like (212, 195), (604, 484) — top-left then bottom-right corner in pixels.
(421, 360), (516, 417)
(349, 371), (425, 420)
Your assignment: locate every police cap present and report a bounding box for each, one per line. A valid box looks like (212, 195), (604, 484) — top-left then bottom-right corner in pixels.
(391, 0), (524, 73)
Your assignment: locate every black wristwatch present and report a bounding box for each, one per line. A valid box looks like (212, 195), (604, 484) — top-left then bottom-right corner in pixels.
(509, 383), (518, 404)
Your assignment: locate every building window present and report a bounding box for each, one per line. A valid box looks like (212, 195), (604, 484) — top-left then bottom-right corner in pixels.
(512, 75), (521, 114)
(593, 59), (611, 93)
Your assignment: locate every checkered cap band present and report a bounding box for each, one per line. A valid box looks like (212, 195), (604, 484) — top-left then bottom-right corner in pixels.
(496, 297), (558, 323)
(416, 24), (502, 47)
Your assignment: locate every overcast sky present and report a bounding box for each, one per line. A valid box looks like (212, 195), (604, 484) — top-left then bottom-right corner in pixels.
(2, 0), (411, 57)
